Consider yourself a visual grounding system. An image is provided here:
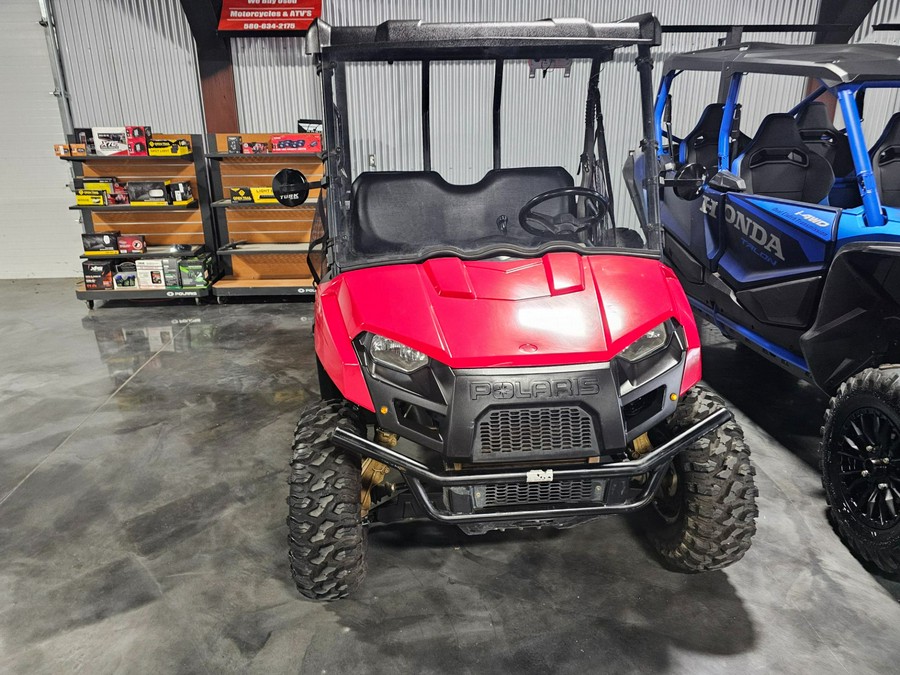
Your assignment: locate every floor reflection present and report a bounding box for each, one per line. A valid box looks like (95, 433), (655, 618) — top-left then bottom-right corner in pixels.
(82, 316), (216, 387)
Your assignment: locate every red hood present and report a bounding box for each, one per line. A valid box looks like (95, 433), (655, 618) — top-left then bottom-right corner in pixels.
(315, 253), (701, 409)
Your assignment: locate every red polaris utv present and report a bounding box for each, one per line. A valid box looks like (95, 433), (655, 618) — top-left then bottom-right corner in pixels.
(274, 14), (758, 600)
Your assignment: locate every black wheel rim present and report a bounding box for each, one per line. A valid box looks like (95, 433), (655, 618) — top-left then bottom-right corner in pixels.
(652, 463), (682, 524)
(833, 406), (900, 530)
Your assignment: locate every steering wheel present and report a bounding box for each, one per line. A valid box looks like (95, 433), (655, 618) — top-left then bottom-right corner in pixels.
(518, 186), (609, 241)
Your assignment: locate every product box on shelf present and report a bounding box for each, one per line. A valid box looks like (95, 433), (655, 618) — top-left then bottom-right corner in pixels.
(297, 119), (323, 134)
(73, 128), (95, 154)
(161, 257), (181, 287)
(168, 181), (193, 205)
(76, 189), (107, 206)
(148, 138), (191, 156)
(70, 143), (87, 157)
(127, 181), (171, 206)
(250, 187), (277, 203)
(136, 259), (166, 289)
(227, 135), (242, 154)
(227, 186), (278, 203)
(106, 192), (130, 206)
(83, 260), (114, 290)
(229, 187), (253, 203)
(92, 127), (128, 156)
(78, 177), (116, 193)
(117, 235), (146, 255)
(82, 232), (119, 255)
(80, 178), (129, 204)
(113, 262), (138, 289)
(270, 133), (321, 153)
(54, 144), (71, 157)
(178, 253), (215, 288)
(242, 142), (268, 154)
(126, 126), (150, 156)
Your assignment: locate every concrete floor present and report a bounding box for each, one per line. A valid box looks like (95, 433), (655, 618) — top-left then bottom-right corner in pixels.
(1, 278), (899, 674)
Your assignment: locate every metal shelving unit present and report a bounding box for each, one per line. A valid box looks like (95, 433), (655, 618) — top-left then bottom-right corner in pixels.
(64, 134), (218, 309)
(206, 133), (322, 301)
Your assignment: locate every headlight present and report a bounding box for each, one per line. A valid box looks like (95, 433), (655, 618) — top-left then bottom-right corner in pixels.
(618, 323), (669, 362)
(369, 335), (429, 373)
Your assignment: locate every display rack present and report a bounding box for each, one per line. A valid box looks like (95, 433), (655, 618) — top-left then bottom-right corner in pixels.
(65, 133), (217, 308)
(206, 133), (322, 301)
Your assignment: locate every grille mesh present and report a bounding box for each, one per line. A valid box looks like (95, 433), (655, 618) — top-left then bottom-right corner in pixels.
(476, 406), (595, 456)
(482, 480), (596, 507)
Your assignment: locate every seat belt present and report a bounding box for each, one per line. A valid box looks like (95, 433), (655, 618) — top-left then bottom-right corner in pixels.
(579, 60), (617, 240)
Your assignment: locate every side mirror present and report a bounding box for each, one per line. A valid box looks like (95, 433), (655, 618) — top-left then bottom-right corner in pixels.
(272, 168), (311, 207)
(660, 163), (707, 201)
(708, 170), (746, 193)
(673, 163), (706, 201)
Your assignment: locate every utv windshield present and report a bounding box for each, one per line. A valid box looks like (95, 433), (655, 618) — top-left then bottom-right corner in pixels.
(308, 17), (662, 274)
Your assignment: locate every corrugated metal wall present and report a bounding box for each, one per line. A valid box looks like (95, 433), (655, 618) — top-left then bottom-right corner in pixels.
(848, 2), (900, 141)
(52, 0), (204, 134)
(232, 36), (322, 131)
(231, 0), (821, 227)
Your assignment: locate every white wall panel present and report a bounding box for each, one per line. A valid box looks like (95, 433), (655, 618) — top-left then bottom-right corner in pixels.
(52, 0), (204, 133)
(0, 0), (79, 279)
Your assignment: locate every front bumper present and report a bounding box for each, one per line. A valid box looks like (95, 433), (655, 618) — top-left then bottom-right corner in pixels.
(332, 406), (730, 523)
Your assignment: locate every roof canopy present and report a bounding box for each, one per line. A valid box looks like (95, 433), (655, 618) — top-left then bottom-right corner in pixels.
(307, 14), (661, 61)
(664, 42), (900, 85)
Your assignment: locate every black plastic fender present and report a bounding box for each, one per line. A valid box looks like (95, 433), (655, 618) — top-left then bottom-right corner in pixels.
(801, 242), (900, 393)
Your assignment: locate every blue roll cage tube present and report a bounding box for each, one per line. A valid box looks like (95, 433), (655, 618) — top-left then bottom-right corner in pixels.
(652, 72), (900, 228)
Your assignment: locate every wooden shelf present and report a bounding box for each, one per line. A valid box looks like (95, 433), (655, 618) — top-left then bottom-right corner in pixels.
(211, 198), (318, 210)
(217, 243), (309, 255)
(207, 151), (325, 160)
(80, 245), (205, 260)
(213, 276), (315, 297)
(62, 154), (194, 161)
(70, 201), (197, 212)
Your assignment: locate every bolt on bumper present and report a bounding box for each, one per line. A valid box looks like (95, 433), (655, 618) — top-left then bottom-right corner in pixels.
(331, 407), (732, 523)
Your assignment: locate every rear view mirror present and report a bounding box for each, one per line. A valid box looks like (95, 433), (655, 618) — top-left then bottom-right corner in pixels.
(672, 163), (706, 201)
(708, 170), (746, 193)
(272, 168), (311, 207)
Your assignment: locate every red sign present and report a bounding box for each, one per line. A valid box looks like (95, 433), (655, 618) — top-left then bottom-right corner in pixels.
(218, 0), (321, 32)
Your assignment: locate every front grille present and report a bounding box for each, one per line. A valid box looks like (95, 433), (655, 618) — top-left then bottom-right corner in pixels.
(481, 480), (598, 507)
(475, 405), (597, 458)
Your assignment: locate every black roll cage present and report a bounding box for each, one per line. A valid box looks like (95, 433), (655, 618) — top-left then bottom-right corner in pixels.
(304, 14), (663, 276)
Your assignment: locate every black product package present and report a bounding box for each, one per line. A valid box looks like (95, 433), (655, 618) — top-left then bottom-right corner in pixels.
(73, 127), (95, 154)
